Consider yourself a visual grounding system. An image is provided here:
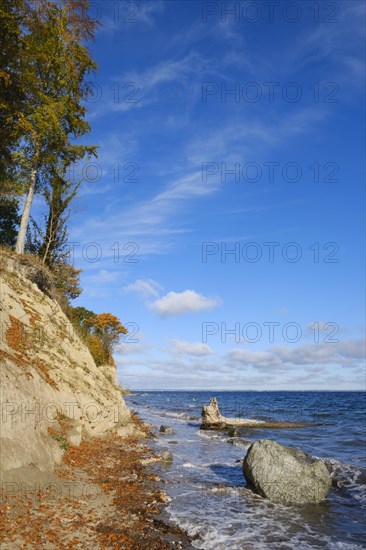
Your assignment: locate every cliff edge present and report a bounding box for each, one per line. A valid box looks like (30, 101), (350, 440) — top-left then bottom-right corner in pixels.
(0, 249), (139, 484)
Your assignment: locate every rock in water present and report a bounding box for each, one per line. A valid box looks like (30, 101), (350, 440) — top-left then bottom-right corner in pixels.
(160, 451), (173, 463)
(159, 425), (175, 435)
(243, 439), (331, 504)
(227, 426), (241, 437)
(201, 397), (224, 428)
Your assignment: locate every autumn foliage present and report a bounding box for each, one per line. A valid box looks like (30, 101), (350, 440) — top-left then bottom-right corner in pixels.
(68, 307), (127, 366)
(86, 314), (127, 352)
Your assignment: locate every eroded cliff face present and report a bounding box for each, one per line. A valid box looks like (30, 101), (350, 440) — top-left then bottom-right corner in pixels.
(0, 250), (138, 483)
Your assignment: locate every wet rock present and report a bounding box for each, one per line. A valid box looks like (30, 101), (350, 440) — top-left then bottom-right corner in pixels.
(228, 438), (251, 449)
(160, 451), (173, 463)
(159, 425), (175, 435)
(141, 451), (173, 466)
(202, 397), (222, 426)
(227, 426), (241, 437)
(243, 439), (332, 505)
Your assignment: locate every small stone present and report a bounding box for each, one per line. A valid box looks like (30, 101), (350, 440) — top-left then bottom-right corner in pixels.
(227, 426), (240, 437)
(160, 451), (173, 463)
(159, 425), (175, 435)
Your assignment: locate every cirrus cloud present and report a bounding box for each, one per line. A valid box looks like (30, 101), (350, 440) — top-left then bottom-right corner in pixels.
(124, 278), (163, 299)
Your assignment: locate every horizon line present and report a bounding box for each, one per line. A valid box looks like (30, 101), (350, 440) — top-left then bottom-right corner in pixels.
(127, 388), (366, 393)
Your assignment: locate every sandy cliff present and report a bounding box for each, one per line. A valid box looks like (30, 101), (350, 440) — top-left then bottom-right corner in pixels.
(0, 249), (138, 484)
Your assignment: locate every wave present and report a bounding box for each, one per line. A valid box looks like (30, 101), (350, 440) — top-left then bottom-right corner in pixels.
(168, 492), (366, 550)
(325, 458), (366, 502)
(227, 437), (252, 449)
(182, 461), (235, 471)
(196, 430), (230, 443)
(167, 507), (364, 550)
(161, 410), (199, 422)
(197, 428), (253, 448)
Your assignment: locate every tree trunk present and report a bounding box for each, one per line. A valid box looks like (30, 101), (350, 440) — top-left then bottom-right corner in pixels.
(15, 166), (37, 255)
(41, 206), (56, 265)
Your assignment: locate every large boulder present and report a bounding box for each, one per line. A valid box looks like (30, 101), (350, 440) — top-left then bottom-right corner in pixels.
(243, 439), (331, 504)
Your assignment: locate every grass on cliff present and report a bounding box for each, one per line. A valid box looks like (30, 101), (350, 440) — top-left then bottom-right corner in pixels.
(0, 246), (115, 368)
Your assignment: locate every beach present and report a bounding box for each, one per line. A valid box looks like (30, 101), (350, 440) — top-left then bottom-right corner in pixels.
(0, 416), (192, 549)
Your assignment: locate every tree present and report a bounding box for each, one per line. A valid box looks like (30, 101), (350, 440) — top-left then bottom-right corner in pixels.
(0, 197), (20, 247)
(66, 309), (127, 366)
(0, 0), (25, 188)
(39, 178), (77, 266)
(51, 261), (82, 302)
(87, 335), (110, 366)
(25, 166), (84, 304)
(86, 314), (128, 356)
(66, 305), (95, 337)
(13, 0), (98, 254)
(26, 160), (84, 265)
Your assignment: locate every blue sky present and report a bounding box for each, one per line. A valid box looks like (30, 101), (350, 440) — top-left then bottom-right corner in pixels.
(65, 0), (365, 390)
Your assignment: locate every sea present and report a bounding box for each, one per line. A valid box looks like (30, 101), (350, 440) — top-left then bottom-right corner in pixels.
(125, 391), (366, 550)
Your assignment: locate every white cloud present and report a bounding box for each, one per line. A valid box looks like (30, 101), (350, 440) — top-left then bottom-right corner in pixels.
(113, 336), (365, 391)
(124, 280), (222, 319)
(115, 342), (146, 356)
(337, 338), (366, 359)
(149, 289), (222, 317)
(228, 338), (366, 371)
(228, 349), (276, 369)
(124, 278), (162, 299)
(171, 339), (213, 356)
